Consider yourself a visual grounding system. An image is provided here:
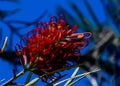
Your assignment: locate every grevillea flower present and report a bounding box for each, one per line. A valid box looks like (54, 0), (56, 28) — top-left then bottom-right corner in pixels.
(15, 14), (92, 76)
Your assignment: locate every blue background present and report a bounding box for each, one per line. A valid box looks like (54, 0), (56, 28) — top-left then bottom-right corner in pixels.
(0, 0), (119, 86)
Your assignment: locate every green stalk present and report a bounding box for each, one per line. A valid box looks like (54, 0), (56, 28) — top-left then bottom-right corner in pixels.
(25, 71), (33, 84)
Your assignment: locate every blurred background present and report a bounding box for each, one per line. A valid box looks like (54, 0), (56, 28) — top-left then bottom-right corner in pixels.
(0, 0), (120, 86)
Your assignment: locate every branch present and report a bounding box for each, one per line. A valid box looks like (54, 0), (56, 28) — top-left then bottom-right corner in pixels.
(1, 69), (27, 86)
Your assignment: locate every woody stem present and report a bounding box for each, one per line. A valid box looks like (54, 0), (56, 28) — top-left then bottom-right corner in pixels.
(2, 69), (27, 86)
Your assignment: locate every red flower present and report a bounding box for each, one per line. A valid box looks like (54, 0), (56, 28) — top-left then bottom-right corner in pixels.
(15, 14), (92, 73)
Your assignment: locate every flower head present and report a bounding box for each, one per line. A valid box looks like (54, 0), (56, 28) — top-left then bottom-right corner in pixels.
(15, 14), (92, 73)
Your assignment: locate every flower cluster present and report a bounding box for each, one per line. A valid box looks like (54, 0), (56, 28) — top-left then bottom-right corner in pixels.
(15, 14), (92, 73)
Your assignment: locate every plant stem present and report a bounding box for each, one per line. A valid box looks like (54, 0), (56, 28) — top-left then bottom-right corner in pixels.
(2, 69), (27, 86)
(25, 71), (33, 84)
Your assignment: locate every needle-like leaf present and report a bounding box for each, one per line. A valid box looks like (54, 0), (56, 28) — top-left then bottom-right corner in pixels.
(53, 68), (100, 86)
(25, 77), (39, 86)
